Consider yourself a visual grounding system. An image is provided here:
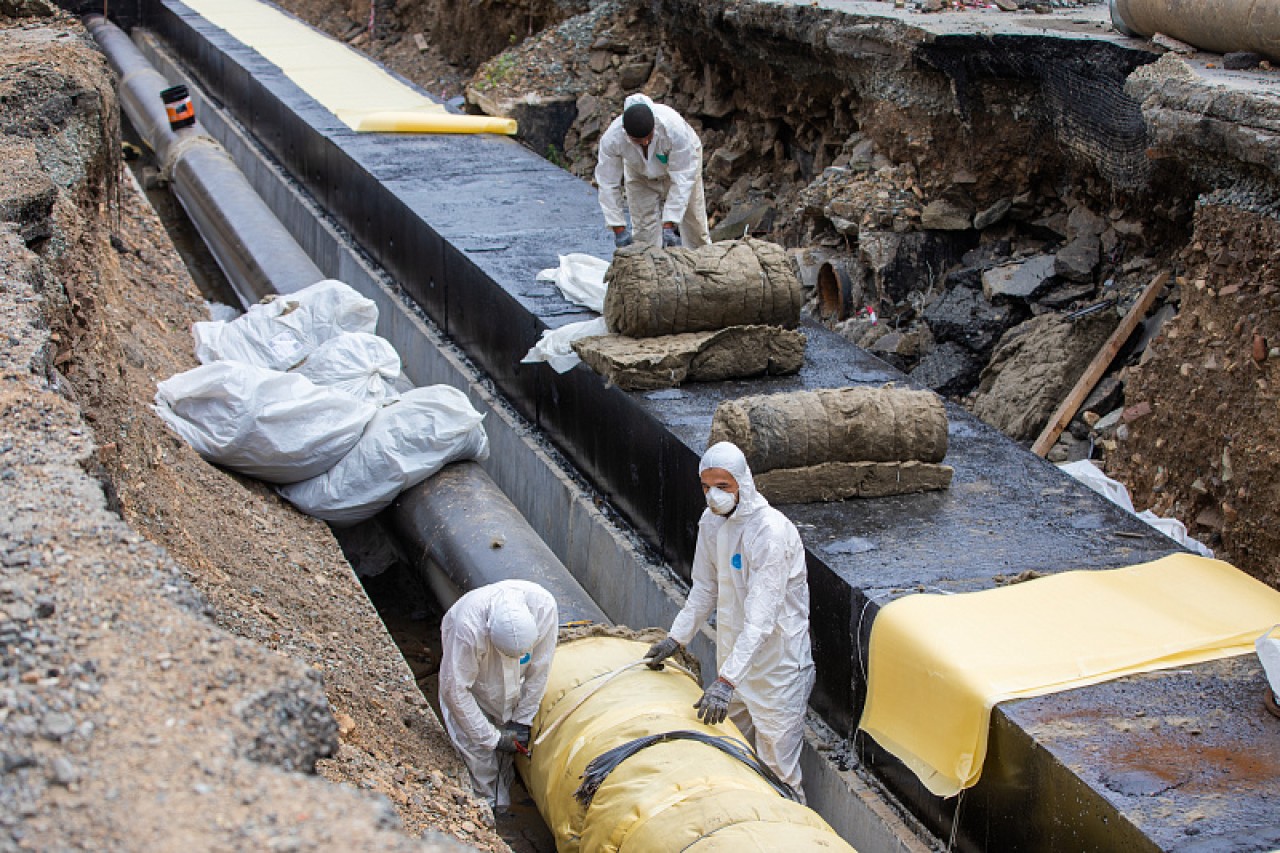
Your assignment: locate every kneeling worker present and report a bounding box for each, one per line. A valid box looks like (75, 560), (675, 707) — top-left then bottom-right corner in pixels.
(595, 93), (711, 250)
(440, 579), (558, 811)
(644, 441), (816, 799)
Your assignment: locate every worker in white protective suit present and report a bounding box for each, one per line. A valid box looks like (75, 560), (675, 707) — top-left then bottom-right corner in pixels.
(644, 441), (816, 800)
(594, 93), (711, 251)
(439, 580), (558, 811)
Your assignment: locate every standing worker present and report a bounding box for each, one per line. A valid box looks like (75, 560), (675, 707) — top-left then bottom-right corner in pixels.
(595, 92), (711, 251)
(644, 441), (816, 799)
(439, 580), (558, 812)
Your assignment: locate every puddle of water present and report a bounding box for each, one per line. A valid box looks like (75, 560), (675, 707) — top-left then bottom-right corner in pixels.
(644, 388), (690, 401)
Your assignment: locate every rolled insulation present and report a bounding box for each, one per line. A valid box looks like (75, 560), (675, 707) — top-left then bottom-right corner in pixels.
(521, 636), (856, 853)
(709, 387), (949, 472)
(603, 238), (804, 338)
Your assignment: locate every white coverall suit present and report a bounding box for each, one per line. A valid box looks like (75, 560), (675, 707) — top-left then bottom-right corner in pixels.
(594, 93), (712, 249)
(668, 442), (816, 796)
(439, 580), (558, 809)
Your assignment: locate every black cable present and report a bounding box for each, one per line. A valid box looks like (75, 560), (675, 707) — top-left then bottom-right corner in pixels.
(573, 730), (800, 807)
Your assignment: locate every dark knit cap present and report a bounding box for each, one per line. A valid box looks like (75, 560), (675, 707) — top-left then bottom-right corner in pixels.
(622, 103), (655, 139)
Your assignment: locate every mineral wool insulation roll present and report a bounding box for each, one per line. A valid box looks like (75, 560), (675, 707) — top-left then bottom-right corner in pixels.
(603, 238), (803, 338)
(710, 387), (948, 472)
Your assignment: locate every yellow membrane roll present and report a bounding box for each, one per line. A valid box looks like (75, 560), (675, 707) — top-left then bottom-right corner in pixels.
(859, 554), (1280, 798)
(522, 636), (855, 853)
(173, 0), (516, 134)
(355, 111), (518, 135)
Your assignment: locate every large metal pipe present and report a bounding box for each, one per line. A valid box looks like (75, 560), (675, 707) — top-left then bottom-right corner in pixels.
(85, 14), (325, 306)
(384, 462), (608, 624)
(1110, 0), (1280, 61)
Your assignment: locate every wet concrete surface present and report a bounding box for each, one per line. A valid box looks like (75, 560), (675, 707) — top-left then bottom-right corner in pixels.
(137, 1), (1278, 848)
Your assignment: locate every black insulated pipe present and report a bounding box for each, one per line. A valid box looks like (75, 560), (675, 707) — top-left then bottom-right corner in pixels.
(385, 463), (609, 624)
(84, 14), (325, 306)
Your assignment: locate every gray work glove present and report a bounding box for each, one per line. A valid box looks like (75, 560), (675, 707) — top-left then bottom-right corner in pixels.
(503, 721), (531, 752)
(643, 635), (680, 670)
(694, 677), (734, 726)
(661, 224), (682, 248)
(494, 728), (521, 754)
(613, 227), (633, 248)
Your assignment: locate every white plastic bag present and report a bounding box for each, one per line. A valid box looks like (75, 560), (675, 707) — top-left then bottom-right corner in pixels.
(154, 361), (376, 484)
(292, 332), (402, 404)
(1058, 460), (1213, 557)
(520, 317), (608, 374)
(537, 253), (609, 313)
(278, 385), (490, 525)
(1257, 625), (1280, 695)
(193, 279), (378, 370)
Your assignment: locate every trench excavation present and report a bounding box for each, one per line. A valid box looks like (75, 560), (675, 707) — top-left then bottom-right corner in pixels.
(27, 0), (1280, 850)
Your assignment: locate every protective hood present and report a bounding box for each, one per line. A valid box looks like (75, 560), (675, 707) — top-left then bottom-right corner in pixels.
(622, 92), (655, 112)
(700, 441), (767, 518)
(489, 588), (539, 658)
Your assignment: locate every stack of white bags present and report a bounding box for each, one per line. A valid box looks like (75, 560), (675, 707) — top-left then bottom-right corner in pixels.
(154, 280), (489, 524)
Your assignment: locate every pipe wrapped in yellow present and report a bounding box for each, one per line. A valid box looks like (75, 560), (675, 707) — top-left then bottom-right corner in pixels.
(521, 636), (856, 852)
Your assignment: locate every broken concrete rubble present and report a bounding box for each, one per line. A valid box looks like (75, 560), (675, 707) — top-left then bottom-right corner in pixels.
(982, 255), (1057, 301)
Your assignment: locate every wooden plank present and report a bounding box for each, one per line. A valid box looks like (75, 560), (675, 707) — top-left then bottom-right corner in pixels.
(1030, 270), (1171, 457)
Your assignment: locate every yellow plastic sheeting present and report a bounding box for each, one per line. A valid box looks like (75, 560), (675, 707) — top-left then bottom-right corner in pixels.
(859, 554), (1280, 798)
(172, 0), (517, 134)
(523, 637), (855, 853)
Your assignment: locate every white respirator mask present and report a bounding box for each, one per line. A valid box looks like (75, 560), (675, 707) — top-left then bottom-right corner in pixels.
(705, 487), (737, 516)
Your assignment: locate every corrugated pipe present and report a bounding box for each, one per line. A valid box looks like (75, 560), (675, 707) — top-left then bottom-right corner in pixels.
(84, 14), (325, 306)
(524, 635), (857, 852)
(1109, 0), (1280, 61)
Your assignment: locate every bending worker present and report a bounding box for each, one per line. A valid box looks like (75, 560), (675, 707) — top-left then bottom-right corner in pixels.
(645, 441), (816, 798)
(595, 92), (711, 251)
(440, 579), (558, 811)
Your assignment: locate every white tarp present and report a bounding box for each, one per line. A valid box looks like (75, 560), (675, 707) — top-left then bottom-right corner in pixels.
(193, 279), (378, 370)
(537, 253), (609, 313)
(154, 361), (376, 484)
(278, 385), (489, 525)
(1058, 460), (1214, 558)
(292, 331), (402, 404)
(520, 317), (608, 374)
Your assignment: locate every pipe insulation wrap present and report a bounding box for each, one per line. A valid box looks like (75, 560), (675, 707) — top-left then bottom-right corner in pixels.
(1110, 0), (1280, 61)
(84, 15), (324, 306)
(523, 636), (856, 852)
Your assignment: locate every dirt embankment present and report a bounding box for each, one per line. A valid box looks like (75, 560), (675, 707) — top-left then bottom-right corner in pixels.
(2, 7), (505, 850)
(1108, 199), (1280, 588)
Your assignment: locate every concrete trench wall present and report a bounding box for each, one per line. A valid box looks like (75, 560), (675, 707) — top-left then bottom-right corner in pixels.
(117, 6), (1280, 851)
